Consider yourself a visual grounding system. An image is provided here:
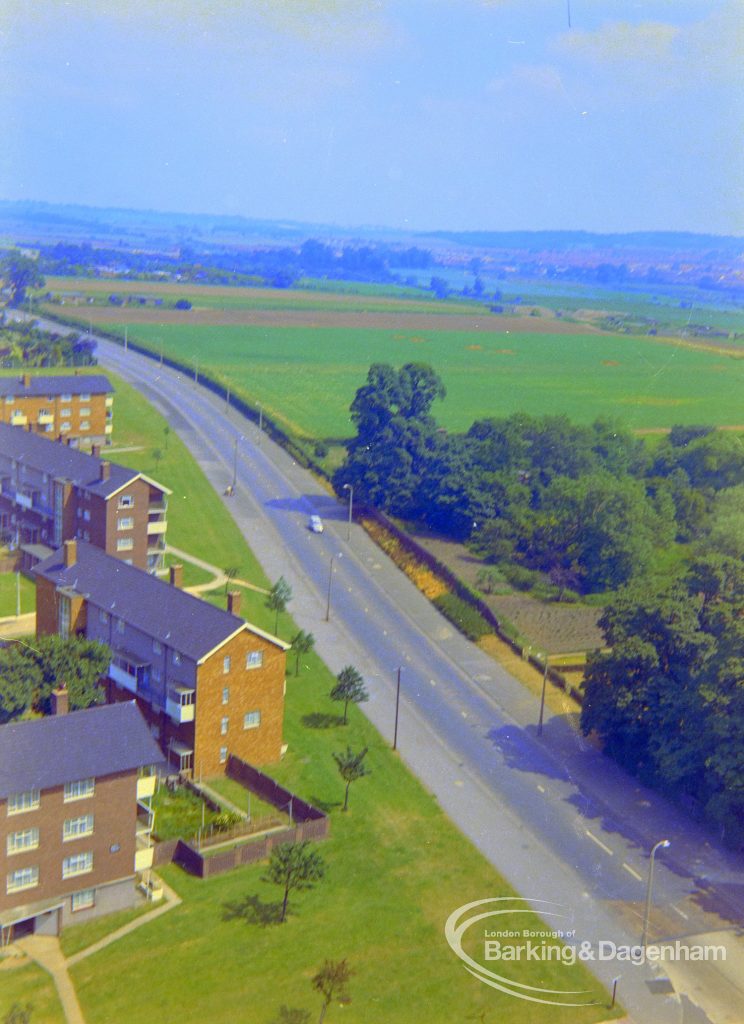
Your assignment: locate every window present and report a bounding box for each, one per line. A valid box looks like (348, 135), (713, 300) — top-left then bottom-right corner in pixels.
(83, 509), (91, 521)
(173, 651), (181, 666)
(246, 650), (263, 669)
(116, 617), (125, 634)
(7, 789), (40, 815)
(243, 710), (261, 730)
(219, 746), (228, 764)
(71, 888), (95, 912)
(61, 394), (72, 403)
(222, 687), (230, 705)
(152, 666), (162, 683)
(79, 407), (91, 416)
(60, 408), (71, 418)
(7, 828), (39, 855)
(99, 609), (108, 625)
(80, 421), (90, 432)
(223, 655), (231, 674)
(4, 395), (13, 404)
(79, 393), (91, 402)
(63, 815), (94, 841)
(62, 851), (93, 879)
(152, 639), (162, 655)
(116, 537), (134, 551)
(58, 595), (71, 639)
(221, 716), (229, 736)
(60, 422), (71, 432)
(7, 866), (39, 894)
(118, 494), (134, 509)
(64, 778), (95, 802)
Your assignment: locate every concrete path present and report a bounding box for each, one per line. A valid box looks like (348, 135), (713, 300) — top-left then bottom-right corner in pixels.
(166, 543), (269, 596)
(192, 779), (247, 818)
(0, 612), (36, 638)
(16, 935), (86, 1024)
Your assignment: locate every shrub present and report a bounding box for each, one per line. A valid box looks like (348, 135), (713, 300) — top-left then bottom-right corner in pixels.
(212, 810), (242, 833)
(501, 563), (540, 591)
(433, 593), (492, 641)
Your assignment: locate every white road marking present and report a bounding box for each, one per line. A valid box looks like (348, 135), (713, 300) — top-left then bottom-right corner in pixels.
(585, 830), (613, 856)
(461, 711), (468, 719)
(429, 679), (436, 687)
(672, 905), (689, 920)
(537, 784), (546, 793)
(623, 863), (643, 881)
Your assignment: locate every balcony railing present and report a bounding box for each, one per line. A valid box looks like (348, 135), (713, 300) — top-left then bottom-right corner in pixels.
(37, 413), (54, 425)
(147, 520), (167, 535)
(136, 775), (156, 801)
(166, 687), (195, 724)
(10, 413), (27, 426)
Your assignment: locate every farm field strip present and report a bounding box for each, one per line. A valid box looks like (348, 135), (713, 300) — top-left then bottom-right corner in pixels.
(90, 320), (744, 437)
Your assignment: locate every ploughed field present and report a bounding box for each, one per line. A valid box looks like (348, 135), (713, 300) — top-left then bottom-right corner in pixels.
(42, 277), (744, 439)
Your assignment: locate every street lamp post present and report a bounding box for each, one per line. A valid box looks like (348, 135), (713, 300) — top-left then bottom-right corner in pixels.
(640, 839), (671, 948)
(343, 483), (354, 542)
(393, 666), (402, 750)
(537, 654), (549, 737)
(231, 436), (240, 492)
(324, 555), (339, 622)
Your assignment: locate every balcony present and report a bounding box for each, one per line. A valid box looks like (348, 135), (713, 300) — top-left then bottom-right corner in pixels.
(136, 775), (156, 801)
(105, 396), (114, 406)
(166, 687), (195, 724)
(104, 424), (113, 434)
(109, 655), (152, 695)
(147, 519), (167, 535)
(15, 492), (33, 510)
(37, 413), (54, 425)
(10, 413), (27, 426)
(135, 844), (154, 872)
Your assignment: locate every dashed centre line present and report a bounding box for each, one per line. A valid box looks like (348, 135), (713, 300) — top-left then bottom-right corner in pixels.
(585, 830), (613, 856)
(672, 905), (689, 920)
(623, 862), (643, 881)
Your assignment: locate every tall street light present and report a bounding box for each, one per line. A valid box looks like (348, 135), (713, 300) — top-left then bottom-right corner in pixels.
(324, 553), (341, 621)
(537, 653), (549, 737)
(640, 839), (671, 948)
(393, 666), (402, 750)
(342, 483), (354, 542)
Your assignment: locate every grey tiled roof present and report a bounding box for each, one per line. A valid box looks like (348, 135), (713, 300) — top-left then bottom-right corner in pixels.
(0, 701), (163, 799)
(0, 423), (169, 499)
(32, 541), (286, 662)
(0, 374), (113, 398)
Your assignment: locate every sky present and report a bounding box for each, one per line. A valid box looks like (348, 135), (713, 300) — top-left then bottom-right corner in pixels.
(1, 0), (742, 234)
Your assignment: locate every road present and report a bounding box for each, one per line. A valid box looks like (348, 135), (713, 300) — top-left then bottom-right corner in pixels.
(25, 317), (744, 1023)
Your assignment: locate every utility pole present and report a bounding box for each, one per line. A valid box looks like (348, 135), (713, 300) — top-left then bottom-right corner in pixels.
(393, 667), (402, 750)
(15, 571), (21, 618)
(324, 555), (335, 622)
(343, 483), (354, 542)
(537, 655), (549, 737)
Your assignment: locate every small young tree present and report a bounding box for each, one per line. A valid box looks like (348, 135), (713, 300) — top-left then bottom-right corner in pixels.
(223, 565), (239, 596)
(266, 576), (293, 635)
(329, 666), (368, 725)
(333, 746), (370, 812)
(152, 447), (164, 470)
(290, 630), (315, 676)
(263, 841), (325, 923)
(163, 424), (171, 450)
(311, 960), (354, 1023)
(270, 1009), (310, 1024)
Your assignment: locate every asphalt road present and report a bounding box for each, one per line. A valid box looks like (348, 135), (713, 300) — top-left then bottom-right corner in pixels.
(22, 316), (744, 1023)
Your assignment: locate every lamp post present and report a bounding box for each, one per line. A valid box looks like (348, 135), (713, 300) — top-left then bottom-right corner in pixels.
(324, 554), (341, 621)
(393, 666), (402, 750)
(640, 839), (670, 948)
(257, 403), (263, 446)
(342, 483), (354, 542)
(231, 436), (241, 492)
(537, 654), (549, 737)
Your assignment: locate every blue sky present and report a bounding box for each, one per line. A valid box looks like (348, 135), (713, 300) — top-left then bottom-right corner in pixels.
(1, 0), (741, 234)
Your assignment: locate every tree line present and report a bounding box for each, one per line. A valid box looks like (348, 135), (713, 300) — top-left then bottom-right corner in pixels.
(333, 363), (744, 843)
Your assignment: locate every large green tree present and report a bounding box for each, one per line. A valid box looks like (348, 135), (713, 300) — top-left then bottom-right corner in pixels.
(0, 250), (45, 307)
(0, 635), (110, 722)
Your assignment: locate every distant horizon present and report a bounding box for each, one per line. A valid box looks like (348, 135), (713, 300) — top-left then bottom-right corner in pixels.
(1, 196), (743, 246)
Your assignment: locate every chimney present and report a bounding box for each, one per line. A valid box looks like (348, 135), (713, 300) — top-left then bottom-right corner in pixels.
(51, 685), (69, 716)
(99, 461), (110, 482)
(227, 590), (242, 617)
(91, 444), (101, 459)
(169, 563), (183, 588)
(22, 372), (31, 388)
(63, 538), (77, 567)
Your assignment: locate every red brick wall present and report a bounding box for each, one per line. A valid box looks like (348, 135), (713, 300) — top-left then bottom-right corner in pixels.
(0, 770), (137, 916)
(34, 578), (87, 639)
(193, 630), (286, 778)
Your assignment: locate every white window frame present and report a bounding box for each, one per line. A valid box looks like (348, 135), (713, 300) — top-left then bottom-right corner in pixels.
(221, 716), (229, 736)
(62, 851), (93, 879)
(222, 686), (229, 705)
(7, 789), (40, 815)
(246, 650), (263, 669)
(243, 710), (261, 730)
(64, 778), (95, 803)
(7, 827), (40, 856)
(223, 655), (231, 674)
(118, 494), (134, 509)
(7, 866), (39, 894)
(63, 814), (94, 841)
(219, 746), (228, 765)
(71, 888), (95, 912)
(116, 537), (134, 551)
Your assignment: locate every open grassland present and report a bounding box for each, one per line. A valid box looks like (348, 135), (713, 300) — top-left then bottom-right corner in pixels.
(0, 962), (65, 1023)
(96, 321), (744, 437)
(56, 371), (617, 1023)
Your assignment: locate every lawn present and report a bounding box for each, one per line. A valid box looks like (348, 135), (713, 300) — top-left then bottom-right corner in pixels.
(97, 321), (744, 439)
(0, 962), (65, 1024)
(0, 571), (35, 617)
(34, 365), (619, 1023)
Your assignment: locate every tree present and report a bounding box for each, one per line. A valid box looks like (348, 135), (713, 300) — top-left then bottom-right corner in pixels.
(263, 841), (325, 923)
(163, 424), (171, 450)
(3, 1005), (33, 1024)
(0, 635), (109, 722)
(152, 447), (164, 469)
(270, 1009), (310, 1024)
(266, 576), (293, 635)
(0, 643), (41, 723)
(329, 665), (368, 725)
(223, 565), (239, 595)
(0, 250), (44, 307)
(311, 960), (354, 1023)
(333, 746), (370, 812)
(290, 630), (315, 676)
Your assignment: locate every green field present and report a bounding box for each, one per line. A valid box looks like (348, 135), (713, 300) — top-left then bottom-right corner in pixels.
(102, 322), (744, 438)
